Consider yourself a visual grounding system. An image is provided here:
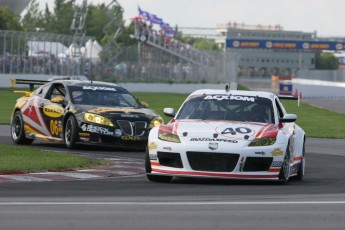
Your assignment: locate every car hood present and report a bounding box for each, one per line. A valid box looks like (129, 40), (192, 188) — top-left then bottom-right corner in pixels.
(171, 120), (277, 143)
(76, 105), (159, 120)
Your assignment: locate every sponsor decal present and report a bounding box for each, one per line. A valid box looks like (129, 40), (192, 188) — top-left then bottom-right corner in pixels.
(255, 151), (265, 155)
(43, 104), (64, 118)
(271, 161), (283, 168)
(190, 138), (238, 143)
(28, 105), (33, 115)
(204, 95), (255, 102)
(148, 142), (157, 150)
(81, 124), (114, 135)
(121, 114), (140, 118)
(149, 153), (158, 160)
(217, 126), (255, 139)
(163, 146), (172, 151)
(114, 129), (122, 137)
(271, 148), (284, 156)
(121, 136), (142, 141)
(49, 120), (63, 136)
(221, 127), (253, 136)
(209, 142), (218, 150)
(83, 86), (117, 91)
(79, 132), (90, 137)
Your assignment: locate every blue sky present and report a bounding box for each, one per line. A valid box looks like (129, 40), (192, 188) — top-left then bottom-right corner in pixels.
(39, 0), (345, 37)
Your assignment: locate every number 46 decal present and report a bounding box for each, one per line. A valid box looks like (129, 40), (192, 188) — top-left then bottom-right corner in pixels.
(221, 127), (252, 135)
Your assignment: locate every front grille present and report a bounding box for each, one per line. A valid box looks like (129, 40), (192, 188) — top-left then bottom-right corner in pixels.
(187, 152), (239, 172)
(243, 157), (273, 172)
(157, 151), (183, 168)
(135, 121), (147, 136)
(117, 120), (147, 136)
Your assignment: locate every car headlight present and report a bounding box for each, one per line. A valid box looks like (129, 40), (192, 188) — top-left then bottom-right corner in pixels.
(84, 113), (114, 127)
(248, 137), (276, 146)
(158, 125), (180, 143)
(149, 116), (164, 128)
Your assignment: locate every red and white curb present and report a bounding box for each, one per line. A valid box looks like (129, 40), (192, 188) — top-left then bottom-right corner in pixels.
(0, 157), (145, 183)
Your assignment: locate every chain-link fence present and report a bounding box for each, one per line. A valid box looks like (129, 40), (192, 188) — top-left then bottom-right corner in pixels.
(0, 29), (233, 83)
(0, 30), (93, 77)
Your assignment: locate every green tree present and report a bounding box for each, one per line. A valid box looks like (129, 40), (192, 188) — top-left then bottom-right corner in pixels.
(181, 36), (220, 51)
(86, 3), (128, 45)
(21, 0), (42, 31)
(50, 0), (75, 34)
(0, 7), (22, 30)
(86, 4), (112, 42)
(42, 4), (53, 32)
(117, 21), (136, 46)
(315, 52), (339, 70)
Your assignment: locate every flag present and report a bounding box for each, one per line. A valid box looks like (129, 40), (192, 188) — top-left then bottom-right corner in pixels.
(161, 23), (175, 36)
(138, 7), (164, 25)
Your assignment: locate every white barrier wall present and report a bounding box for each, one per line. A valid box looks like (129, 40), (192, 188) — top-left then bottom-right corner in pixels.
(0, 74), (52, 88)
(0, 74), (88, 88)
(2, 74), (345, 98)
(292, 78), (345, 99)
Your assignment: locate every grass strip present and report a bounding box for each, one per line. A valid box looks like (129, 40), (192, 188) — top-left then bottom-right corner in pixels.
(1, 88), (344, 139)
(0, 144), (110, 174)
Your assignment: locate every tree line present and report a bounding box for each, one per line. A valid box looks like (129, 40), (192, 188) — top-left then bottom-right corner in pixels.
(1, 0), (136, 47)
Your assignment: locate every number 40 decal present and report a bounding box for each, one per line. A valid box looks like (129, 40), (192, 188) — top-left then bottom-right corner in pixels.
(221, 127), (252, 135)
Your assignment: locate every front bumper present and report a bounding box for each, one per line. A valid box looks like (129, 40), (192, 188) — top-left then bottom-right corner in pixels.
(78, 131), (148, 149)
(78, 122), (149, 149)
(148, 139), (287, 180)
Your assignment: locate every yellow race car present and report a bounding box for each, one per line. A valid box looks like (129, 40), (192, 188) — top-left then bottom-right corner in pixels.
(10, 79), (163, 149)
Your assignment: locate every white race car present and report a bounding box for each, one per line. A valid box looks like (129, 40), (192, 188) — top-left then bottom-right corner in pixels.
(146, 87), (306, 183)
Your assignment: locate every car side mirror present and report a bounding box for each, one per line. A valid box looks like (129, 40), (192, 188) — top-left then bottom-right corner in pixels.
(51, 96), (64, 104)
(163, 108), (175, 117)
(280, 114), (297, 123)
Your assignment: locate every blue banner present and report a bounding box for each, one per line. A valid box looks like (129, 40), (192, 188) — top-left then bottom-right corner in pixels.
(279, 82), (293, 95)
(226, 39), (345, 51)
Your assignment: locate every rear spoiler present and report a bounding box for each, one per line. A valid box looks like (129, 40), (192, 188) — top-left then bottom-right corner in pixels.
(10, 79), (49, 91)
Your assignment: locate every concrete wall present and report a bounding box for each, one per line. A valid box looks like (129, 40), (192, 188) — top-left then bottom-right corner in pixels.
(297, 69), (345, 82)
(2, 74), (345, 98)
(0, 74), (227, 94)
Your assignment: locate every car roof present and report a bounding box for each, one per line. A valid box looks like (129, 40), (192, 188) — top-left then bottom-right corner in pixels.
(188, 89), (276, 100)
(51, 80), (120, 88)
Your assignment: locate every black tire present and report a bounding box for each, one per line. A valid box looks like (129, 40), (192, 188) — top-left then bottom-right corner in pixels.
(294, 142), (305, 180)
(64, 115), (79, 149)
(279, 146), (291, 182)
(145, 148), (172, 183)
(11, 111), (33, 145)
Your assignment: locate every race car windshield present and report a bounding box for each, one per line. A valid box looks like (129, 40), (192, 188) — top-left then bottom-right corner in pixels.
(176, 95), (274, 123)
(68, 86), (139, 108)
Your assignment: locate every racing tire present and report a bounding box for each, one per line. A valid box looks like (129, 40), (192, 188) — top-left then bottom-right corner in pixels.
(294, 142), (305, 181)
(64, 115), (79, 149)
(11, 111), (33, 145)
(145, 148), (172, 183)
(279, 146), (291, 183)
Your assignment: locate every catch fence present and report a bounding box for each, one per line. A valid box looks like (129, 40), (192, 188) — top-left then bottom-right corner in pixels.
(0, 30), (233, 83)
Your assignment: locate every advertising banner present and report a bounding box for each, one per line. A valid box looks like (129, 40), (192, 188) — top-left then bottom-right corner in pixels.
(226, 39), (345, 51)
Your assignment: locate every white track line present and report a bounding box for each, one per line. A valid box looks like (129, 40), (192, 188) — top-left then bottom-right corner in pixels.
(0, 201), (345, 205)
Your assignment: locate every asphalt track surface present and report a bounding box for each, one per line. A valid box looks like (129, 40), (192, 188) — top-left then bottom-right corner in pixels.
(1, 123), (345, 230)
(2, 77), (345, 229)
